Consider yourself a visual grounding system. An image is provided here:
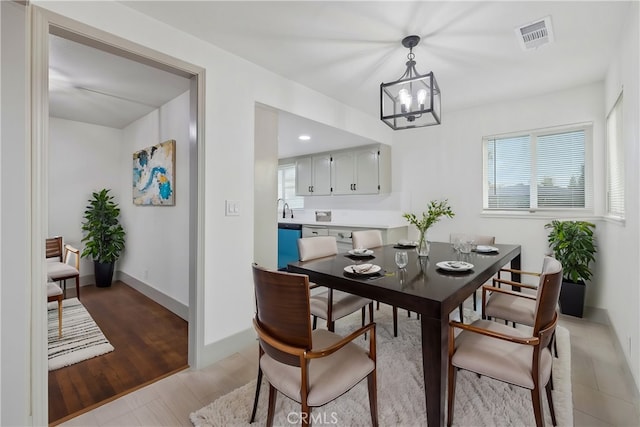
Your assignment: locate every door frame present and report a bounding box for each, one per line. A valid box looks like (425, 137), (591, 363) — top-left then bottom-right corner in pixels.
(30, 6), (205, 424)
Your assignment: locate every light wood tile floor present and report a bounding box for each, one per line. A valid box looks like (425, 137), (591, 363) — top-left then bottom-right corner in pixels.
(61, 310), (640, 427)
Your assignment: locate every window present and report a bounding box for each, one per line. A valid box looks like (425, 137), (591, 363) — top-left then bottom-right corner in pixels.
(277, 163), (304, 209)
(483, 124), (591, 211)
(606, 92), (624, 219)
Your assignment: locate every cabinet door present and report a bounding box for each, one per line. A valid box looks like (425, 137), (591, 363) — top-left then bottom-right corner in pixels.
(353, 147), (380, 194)
(311, 154), (332, 195)
(295, 157), (313, 196)
(330, 151), (355, 195)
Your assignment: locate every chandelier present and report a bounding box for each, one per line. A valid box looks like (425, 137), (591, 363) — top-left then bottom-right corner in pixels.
(380, 35), (441, 130)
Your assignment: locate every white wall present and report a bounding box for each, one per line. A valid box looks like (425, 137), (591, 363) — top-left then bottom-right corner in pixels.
(392, 83), (605, 278)
(48, 118), (123, 276)
(119, 91), (191, 306)
(600, 1), (640, 388)
(0, 2), (30, 424)
(32, 1), (392, 352)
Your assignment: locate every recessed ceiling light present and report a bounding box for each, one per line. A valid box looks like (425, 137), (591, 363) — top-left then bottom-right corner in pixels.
(298, 135), (311, 141)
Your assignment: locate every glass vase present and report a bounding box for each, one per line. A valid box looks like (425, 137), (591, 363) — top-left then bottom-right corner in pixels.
(416, 230), (430, 257)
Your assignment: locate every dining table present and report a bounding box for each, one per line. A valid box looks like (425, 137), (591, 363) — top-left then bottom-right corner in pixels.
(287, 241), (521, 427)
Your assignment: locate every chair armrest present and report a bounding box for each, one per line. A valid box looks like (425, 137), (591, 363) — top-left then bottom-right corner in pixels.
(64, 245), (80, 269)
(253, 319), (307, 357)
(498, 268), (540, 280)
(492, 277), (539, 290)
(307, 322), (376, 359)
(482, 285), (538, 301)
(449, 320), (539, 345)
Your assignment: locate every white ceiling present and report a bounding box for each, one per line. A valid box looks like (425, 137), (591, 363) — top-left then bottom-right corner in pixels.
(50, 1), (632, 156)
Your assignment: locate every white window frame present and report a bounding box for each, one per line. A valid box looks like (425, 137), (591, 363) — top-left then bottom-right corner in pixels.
(277, 162), (304, 210)
(482, 122), (593, 216)
(606, 91), (624, 221)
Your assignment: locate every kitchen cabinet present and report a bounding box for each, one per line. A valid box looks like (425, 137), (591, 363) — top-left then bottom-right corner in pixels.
(331, 146), (385, 195)
(301, 224), (408, 253)
(294, 144), (391, 196)
(295, 154), (331, 196)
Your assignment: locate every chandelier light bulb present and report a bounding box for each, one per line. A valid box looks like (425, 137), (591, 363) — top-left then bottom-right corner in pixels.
(417, 89), (427, 108)
(398, 88), (412, 112)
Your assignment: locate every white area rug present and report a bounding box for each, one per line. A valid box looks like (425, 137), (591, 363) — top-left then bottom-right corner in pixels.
(48, 297), (114, 371)
(191, 305), (572, 426)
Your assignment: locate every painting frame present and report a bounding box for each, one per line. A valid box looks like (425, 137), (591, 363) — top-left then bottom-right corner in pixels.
(132, 139), (176, 206)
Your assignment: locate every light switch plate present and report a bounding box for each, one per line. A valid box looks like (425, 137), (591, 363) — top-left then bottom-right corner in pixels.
(225, 200), (240, 216)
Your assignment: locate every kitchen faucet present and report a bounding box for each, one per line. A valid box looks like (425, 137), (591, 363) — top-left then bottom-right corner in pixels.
(277, 198), (294, 219)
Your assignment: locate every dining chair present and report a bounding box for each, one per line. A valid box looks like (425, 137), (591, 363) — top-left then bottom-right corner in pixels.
(46, 236), (80, 298)
(481, 259), (551, 327)
(47, 281), (63, 338)
(351, 230), (401, 337)
(298, 236), (374, 332)
(447, 256), (562, 427)
(449, 233), (496, 320)
(249, 264), (378, 427)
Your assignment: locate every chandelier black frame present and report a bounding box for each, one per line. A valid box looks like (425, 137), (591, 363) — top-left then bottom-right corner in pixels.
(380, 35), (441, 130)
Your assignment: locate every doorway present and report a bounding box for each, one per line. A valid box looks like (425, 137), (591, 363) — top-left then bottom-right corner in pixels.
(31, 7), (205, 424)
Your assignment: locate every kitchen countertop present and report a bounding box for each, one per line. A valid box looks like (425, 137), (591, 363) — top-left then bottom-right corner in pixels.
(278, 218), (408, 230)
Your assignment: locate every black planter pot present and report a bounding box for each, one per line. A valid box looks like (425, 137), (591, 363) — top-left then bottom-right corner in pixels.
(559, 279), (585, 318)
(94, 261), (115, 288)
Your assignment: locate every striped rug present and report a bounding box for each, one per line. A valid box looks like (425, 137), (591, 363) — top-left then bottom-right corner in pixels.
(47, 297), (114, 371)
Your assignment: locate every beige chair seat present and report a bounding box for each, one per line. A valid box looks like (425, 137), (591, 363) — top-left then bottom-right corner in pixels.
(484, 290), (536, 326)
(310, 290), (374, 322)
(47, 262), (79, 280)
(452, 319), (552, 389)
(260, 328), (375, 407)
(47, 282), (63, 298)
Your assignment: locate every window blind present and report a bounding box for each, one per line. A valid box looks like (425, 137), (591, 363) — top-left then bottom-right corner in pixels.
(606, 93), (624, 218)
(484, 124), (589, 211)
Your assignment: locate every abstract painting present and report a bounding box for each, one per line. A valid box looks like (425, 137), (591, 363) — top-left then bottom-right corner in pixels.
(132, 139), (175, 206)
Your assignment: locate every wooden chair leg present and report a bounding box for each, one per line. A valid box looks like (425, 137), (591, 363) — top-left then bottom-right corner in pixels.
(530, 387), (544, 427)
(392, 306), (398, 337)
(57, 296), (63, 338)
(367, 371), (379, 427)
(249, 367), (263, 423)
(301, 401), (310, 427)
(447, 361), (457, 426)
(546, 381), (557, 426)
(266, 384), (277, 427)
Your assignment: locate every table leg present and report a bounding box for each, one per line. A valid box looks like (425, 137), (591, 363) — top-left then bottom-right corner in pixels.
(511, 253), (522, 291)
(421, 314), (448, 426)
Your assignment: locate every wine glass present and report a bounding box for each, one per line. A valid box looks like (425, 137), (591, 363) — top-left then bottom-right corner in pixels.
(395, 251), (408, 269)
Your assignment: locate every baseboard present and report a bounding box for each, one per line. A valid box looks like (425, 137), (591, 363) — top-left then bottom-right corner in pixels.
(591, 306), (640, 401)
(196, 327), (256, 369)
(116, 272), (189, 321)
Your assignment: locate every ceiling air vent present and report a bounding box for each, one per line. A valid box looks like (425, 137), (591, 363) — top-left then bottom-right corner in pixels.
(515, 16), (554, 51)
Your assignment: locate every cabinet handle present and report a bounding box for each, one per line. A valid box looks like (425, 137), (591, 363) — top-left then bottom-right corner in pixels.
(353, 183), (357, 191)
(311, 185), (314, 192)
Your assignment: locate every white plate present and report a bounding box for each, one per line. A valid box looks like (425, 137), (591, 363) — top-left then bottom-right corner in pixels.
(348, 249), (374, 256)
(475, 245), (499, 253)
(344, 264), (381, 275)
(436, 261), (474, 272)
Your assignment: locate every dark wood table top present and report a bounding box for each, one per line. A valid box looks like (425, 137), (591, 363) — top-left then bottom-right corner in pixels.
(288, 242), (522, 319)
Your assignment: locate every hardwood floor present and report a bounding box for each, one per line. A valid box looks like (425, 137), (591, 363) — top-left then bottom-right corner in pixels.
(48, 281), (188, 426)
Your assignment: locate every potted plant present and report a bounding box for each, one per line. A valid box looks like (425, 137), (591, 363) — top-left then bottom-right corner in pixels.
(544, 220), (596, 317)
(403, 199), (455, 256)
(81, 189), (126, 287)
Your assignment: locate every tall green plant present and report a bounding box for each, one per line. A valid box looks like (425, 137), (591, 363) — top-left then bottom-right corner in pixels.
(544, 220), (596, 283)
(81, 189), (126, 264)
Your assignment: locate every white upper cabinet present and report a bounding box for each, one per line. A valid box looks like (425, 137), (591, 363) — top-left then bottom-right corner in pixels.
(295, 153), (332, 196)
(295, 144), (390, 196)
(332, 146), (380, 195)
